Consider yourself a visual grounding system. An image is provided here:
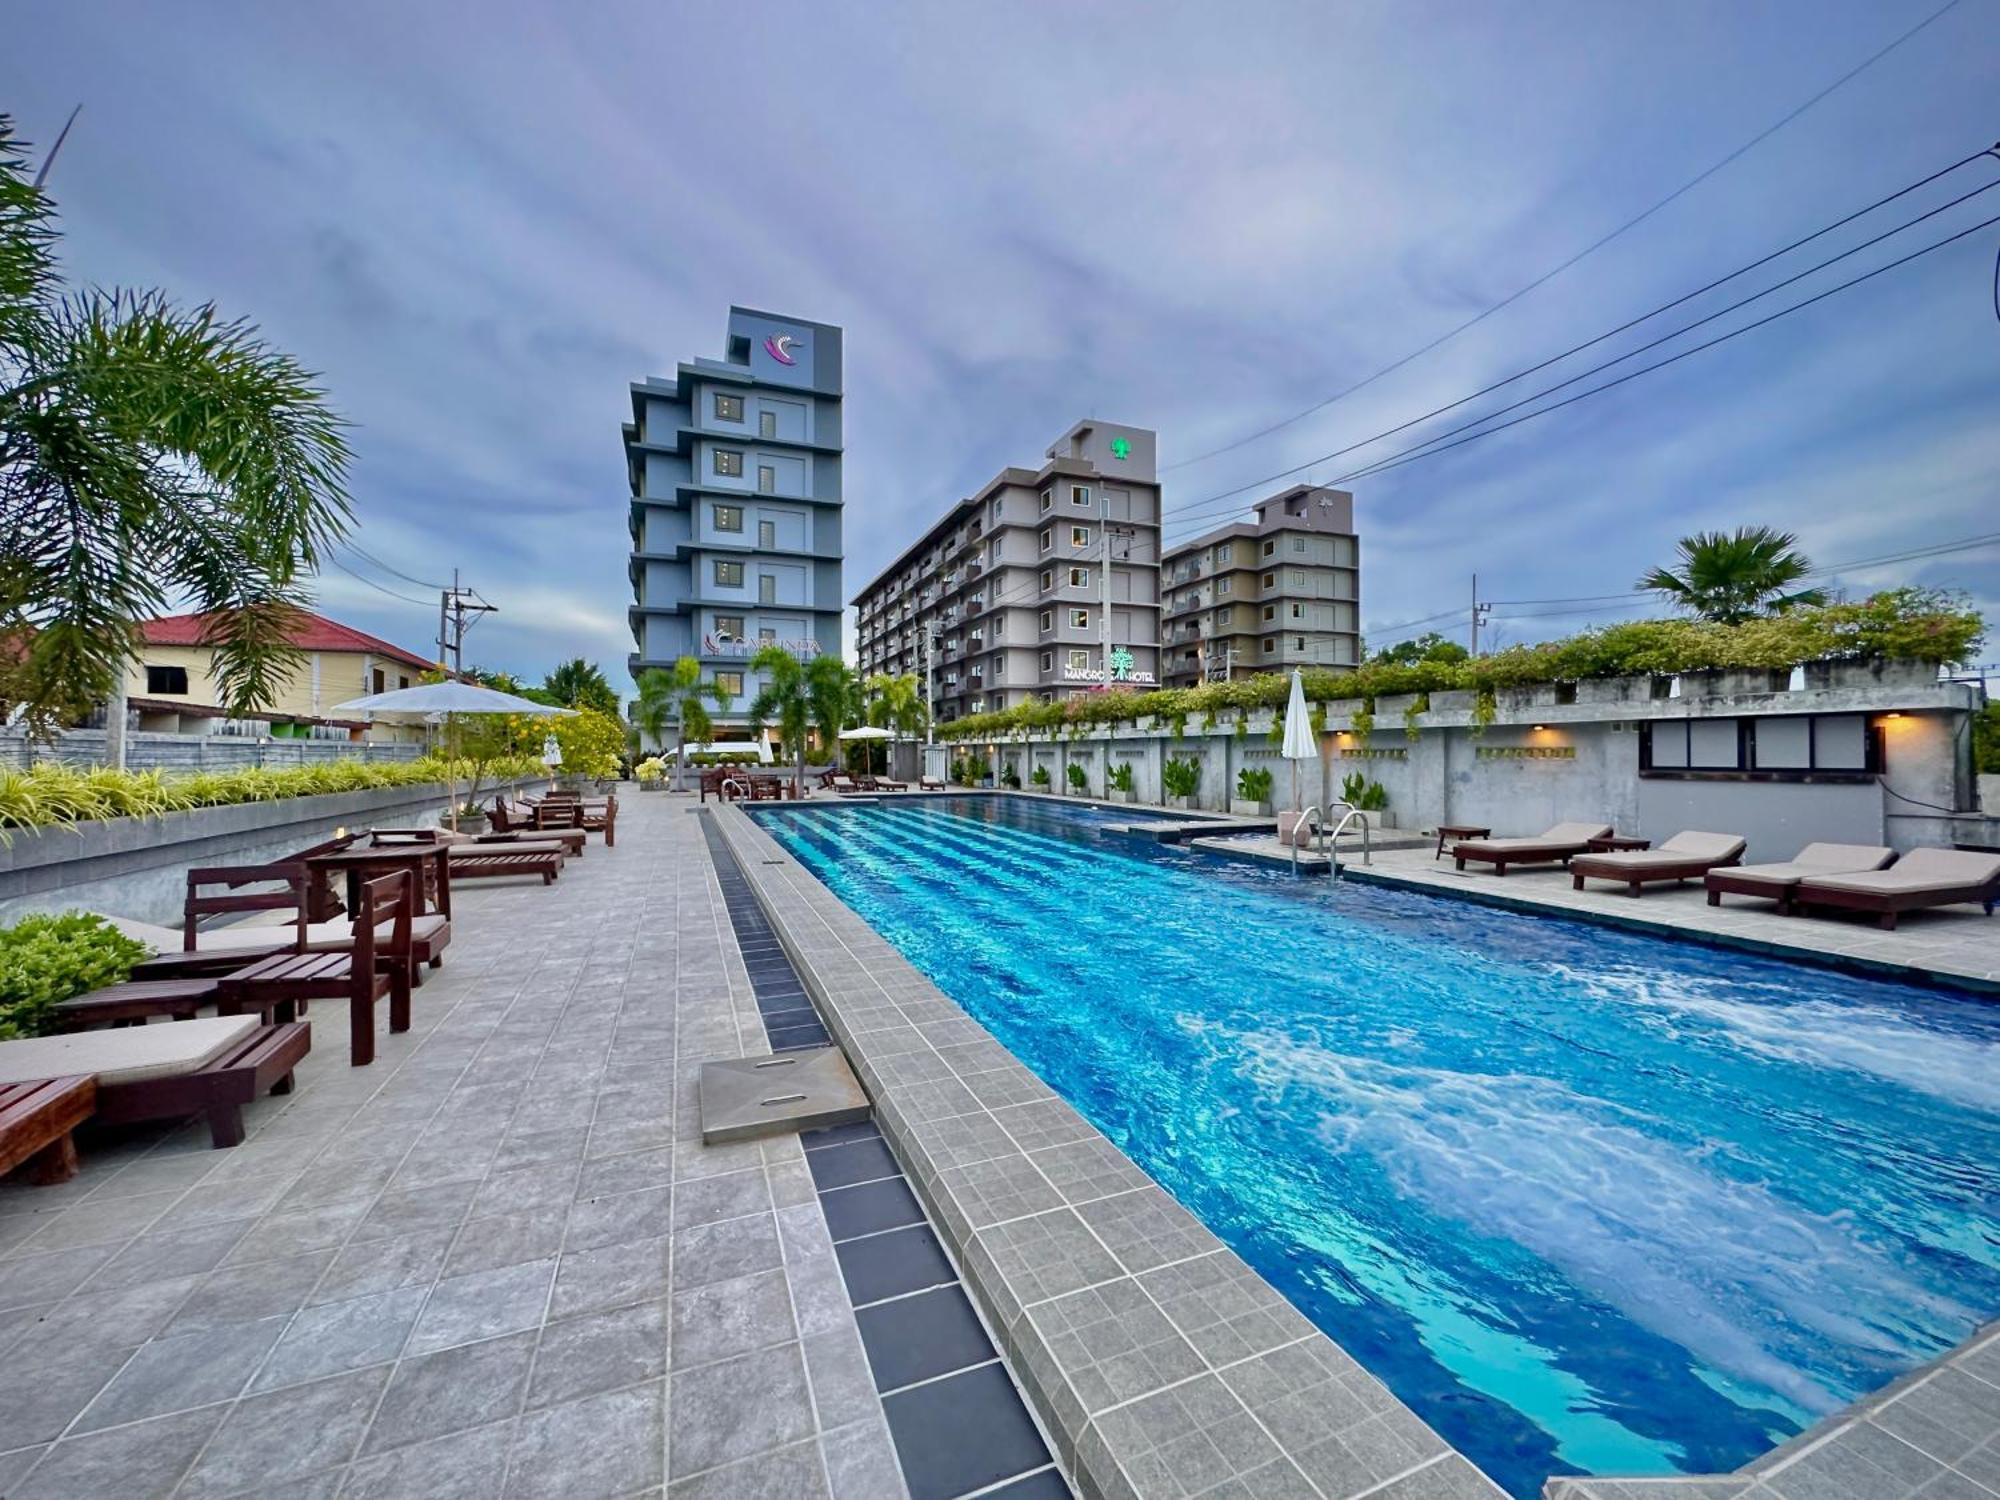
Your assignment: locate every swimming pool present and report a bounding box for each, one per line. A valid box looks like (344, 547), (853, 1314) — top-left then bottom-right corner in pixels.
(753, 795), (2000, 1498)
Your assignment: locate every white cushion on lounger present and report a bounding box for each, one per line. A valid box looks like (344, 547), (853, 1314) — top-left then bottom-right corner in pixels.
(1461, 822), (1612, 851)
(0, 1016), (257, 1087)
(448, 840), (566, 857)
(1803, 848), (2000, 897)
(1720, 846), (1895, 890)
(1654, 831), (1748, 862)
(93, 913), (443, 957)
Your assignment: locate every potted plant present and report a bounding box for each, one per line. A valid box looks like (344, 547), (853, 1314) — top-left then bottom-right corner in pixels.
(1001, 763), (1022, 789)
(1162, 755), (1201, 811)
(1065, 762), (1089, 796)
(634, 756), (666, 792)
(1232, 765), (1273, 817)
(1107, 762), (1137, 803)
(453, 801), (491, 835)
(1030, 765), (1052, 790)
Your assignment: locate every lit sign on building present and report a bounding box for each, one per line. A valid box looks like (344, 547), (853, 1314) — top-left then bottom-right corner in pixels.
(1062, 646), (1154, 687)
(763, 334), (800, 366)
(1109, 437), (1130, 461)
(702, 634), (820, 658)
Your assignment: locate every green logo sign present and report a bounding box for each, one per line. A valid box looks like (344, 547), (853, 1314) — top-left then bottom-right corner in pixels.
(1108, 646), (1135, 681)
(1109, 437), (1130, 461)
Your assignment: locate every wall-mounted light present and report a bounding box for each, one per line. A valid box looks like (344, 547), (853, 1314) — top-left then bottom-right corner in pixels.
(1883, 711), (1903, 720)
(1532, 724), (1547, 731)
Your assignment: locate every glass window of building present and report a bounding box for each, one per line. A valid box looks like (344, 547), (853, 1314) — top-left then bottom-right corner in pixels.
(1216, 577), (1231, 595)
(757, 465), (776, 494)
(714, 559), (744, 586)
(759, 575), (777, 604)
(1293, 537), (1308, 552)
(1041, 569), (1053, 591)
(713, 392), (743, 422)
(1040, 529), (1053, 553)
(1069, 567), (1089, 587)
(1262, 571), (1276, 589)
(714, 614), (745, 638)
(1263, 604), (1276, 621)
(1040, 488), (1053, 512)
(1070, 608), (1089, 628)
(758, 626), (777, 641)
(713, 448), (744, 477)
(1263, 539), (1277, 556)
(715, 671), (744, 695)
(146, 664), (188, 694)
(714, 503), (744, 532)
(1039, 610), (1053, 631)
(1067, 649), (1090, 670)
(1040, 651), (1054, 671)
(759, 520), (776, 548)
(1071, 525), (1091, 547)
(1071, 484), (1091, 508)
(758, 410), (776, 438)
(1262, 638), (1276, 654)
(1290, 603), (1304, 619)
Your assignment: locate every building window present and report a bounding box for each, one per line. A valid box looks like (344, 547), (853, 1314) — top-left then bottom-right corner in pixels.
(1067, 649), (1090, 670)
(758, 519), (776, 549)
(1290, 570), (1307, 586)
(1263, 539), (1277, 556)
(993, 617), (1005, 638)
(1071, 525), (1091, 547)
(1069, 567), (1090, 587)
(1039, 529), (1053, 553)
(756, 465), (776, 494)
(1070, 608), (1090, 629)
(714, 614), (745, 639)
(1290, 602), (1304, 619)
(398, 676), (410, 689)
(713, 503), (744, 532)
(1263, 638), (1276, 654)
(1216, 577), (1231, 595)
(1071, 484), (1092, 508)
(758, 410), (777, 439)
(759, 574), (777, 604)
(715, 671), (744, 696)
(372, 667), (386, 693)
(1217, 605), (1233, 623)
(1040, 651), (1054, 671)
(1040, 488), (1053, 513)
(993, 659), (1005, 680)
(1293, 537), (1308, 553)
(1262, 572), (1276, 589)
(1263, 605), (1276, 621)
(713, 392), (743, 422)
(713, 448), (744, 477)
(714, 560), (744, 587)
(1041, 569), (1053, 591)
(1039, 610), (1053, 632)
(145, 664), (189, 695)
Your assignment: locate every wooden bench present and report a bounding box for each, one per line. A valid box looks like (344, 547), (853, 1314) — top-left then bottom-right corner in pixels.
(55, 978), (219, 1030)
(449, 848), (564, 884)
(0, 1076), (96, 1184)
(95, 1024), (310, 1148)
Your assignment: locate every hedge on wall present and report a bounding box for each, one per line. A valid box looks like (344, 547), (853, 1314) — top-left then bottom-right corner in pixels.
(938, 589), (1984, 742)
(0, 754), (549, 842)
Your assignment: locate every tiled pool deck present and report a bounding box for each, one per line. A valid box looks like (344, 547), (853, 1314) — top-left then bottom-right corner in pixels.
(0, 793), (907, 1499)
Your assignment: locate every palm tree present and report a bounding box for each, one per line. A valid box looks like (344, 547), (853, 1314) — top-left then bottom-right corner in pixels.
(865, 672), (927, 776)
(0, 117), (352, 747)
(747, 645), (811, 794)
(1636, 527), (1826, 625)
(634, 658), (726, 791)
(805, 655), (856, 775)
(541, 658), (620, 717)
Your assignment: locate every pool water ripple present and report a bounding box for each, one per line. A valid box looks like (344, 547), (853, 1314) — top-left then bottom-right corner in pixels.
(753, 795), (2000, 1497)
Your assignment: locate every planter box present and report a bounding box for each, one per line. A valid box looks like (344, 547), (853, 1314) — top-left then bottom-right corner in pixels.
(1429, 689), (1478, 714)
(1168, 795), (1195, 812)
(1803, 658), (1939, 692)
(1275, 809), (1312, 846)
(1230, 799), (1272, 817)
(1374, 694), (1420, 719)
(1575, 674), (1650, 706)
(1109, 789), (1138, 804)
(1684, 667), (1788, 697)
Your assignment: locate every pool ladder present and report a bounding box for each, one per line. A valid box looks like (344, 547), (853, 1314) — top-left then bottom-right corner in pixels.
(1291, 801), (1372, 876)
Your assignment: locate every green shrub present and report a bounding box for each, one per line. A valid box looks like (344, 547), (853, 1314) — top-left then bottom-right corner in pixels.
(1162, 756), (1201, 798)
(1975, 702), (2000, 776)
(1236, 766), (1273, 802)
(1030, 765), (1051, 787)
(0, 912), (152, 1039)
(1001, 763), (1022, 789)
(1065, 762), (1088, 790)
(1108, 763), (1134, 792)
(1338, 773), (1389, 811)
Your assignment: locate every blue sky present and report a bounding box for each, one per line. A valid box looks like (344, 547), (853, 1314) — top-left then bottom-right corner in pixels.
(15, 0), (2000, 685)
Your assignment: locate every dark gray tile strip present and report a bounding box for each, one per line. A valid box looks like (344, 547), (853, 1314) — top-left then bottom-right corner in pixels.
(702, 813), (1068, 1500)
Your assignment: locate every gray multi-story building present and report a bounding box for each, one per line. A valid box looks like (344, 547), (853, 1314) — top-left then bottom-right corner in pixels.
(1158, 485), (1361, 688)
(625, 307), (843, 740)
(853, 421), (1162, 724)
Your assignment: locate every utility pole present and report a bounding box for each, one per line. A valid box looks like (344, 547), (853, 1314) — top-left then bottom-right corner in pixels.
(436, 569), (497, 677)
(1469, 574), (1491, 658)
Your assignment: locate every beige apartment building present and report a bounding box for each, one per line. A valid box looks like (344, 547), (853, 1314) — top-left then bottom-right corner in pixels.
(1158, 485), (1361, 688)
(853, 421), (1162, 724)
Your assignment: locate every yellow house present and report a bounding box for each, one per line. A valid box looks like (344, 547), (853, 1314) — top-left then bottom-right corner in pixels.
(130, 611), (435, 742)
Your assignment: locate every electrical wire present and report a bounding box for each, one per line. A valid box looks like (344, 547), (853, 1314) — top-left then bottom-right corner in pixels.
(339, 541), (444, 592)
(324, 555), (434, 608)
(1160, 0), (1972, 476)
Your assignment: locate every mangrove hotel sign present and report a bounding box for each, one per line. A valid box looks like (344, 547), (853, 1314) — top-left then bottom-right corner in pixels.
(702, 634), (821, 659)
(1063, 647), (1155, 687)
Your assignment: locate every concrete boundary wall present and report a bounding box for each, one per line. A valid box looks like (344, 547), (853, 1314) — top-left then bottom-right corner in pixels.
(0, 775), (543, 927)
(946, 675), (1994, 862)
(0, 730), (424, 773)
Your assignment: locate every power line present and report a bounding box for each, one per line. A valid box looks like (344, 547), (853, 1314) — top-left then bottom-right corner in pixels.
(324, 555), (433, 608)
(1162, 161), (2000, 540)
(339, 541), (444, 592)
(1160, 0), (1970, 477)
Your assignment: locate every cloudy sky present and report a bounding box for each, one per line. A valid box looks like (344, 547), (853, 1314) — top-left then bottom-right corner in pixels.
(16, 0), (2000, 685)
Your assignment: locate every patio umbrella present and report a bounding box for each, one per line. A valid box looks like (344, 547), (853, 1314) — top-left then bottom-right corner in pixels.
(839, 724), (894, 775)
(1280, 669), (1317, 832)
(332, 681), (573, 829)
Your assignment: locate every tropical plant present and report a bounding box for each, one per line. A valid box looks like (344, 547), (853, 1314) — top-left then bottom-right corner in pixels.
(1974, 702), (2000, 777)
(1637, 526), (1826, 624)
(635, 756), (666, 784)
(0, 911), (152, 1039)
(1162, 756), (1201, 799)
(1236, 766), (1273, 803)
(548, 707), (625, 781)
(806, 655), (859, 774)
(747, 645), (813, 793)
(541, 658), (621, 718)
(0, 117), (352, 735)
(1029, 765), (1050, 787)
(865, 672), (927, 739)
(635, 658), (732, 790)
(1369, 632), (1469, 668)
(1065, 762), (1088, 791)
(1001, 762), (1022, 789)
(1337, 772), (1387, 811)
(1108, 762), (1134, 793)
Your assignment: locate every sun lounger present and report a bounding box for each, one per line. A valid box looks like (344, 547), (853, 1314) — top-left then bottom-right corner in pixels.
(1570, 831), (1747, 895)
(446, 845), (565, 884)
(1793, 848), (2000, 930)
(0, 1015), (307, 1149)
(1452, 822), (1613, 874)
(1705, 843), (1896, 913)
(919, 776), (945, 791)
(0, 1076), (95, 1184)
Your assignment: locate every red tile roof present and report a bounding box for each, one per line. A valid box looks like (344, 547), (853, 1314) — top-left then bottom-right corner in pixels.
(140, 611), (435, 673)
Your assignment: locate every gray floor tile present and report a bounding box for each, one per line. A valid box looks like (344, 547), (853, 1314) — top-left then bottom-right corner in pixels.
(87, 1220), (252, 1294)
(0, 1336), (146, 1445)
(72, 1313), (288, 1432)
(9, 1405), (222, 1500)
(670, 1267), (797, 1369)
(565, 1184), (675, 1252)
(527, 1299), (670, 1410)
(671, 1212), (783, 1291)
(342, 1418), (517, 1500)
(669, 1438), (831, 1500)
(550, 1233), (672, 1320)
(667, 1341), (816, 1477)
(310, 1227), (453, 1306)
(406, 1257), (558, 1355)
(360, 1330), (538, 1456)
(252, 1285), (430, 1391)
(505, 1380), (666, 1498)
(165, 1248), (335, 1335)
(178, 1365), (392, 1499)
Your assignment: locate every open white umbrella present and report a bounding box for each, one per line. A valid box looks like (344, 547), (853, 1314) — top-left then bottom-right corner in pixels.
(839, 724), (894, 775)
(1279, 669), (1317, 841)
(333, 681), (573, 829)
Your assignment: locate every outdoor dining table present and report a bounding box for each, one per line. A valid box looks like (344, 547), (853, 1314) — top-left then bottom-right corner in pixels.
(305, 843), (452, 921)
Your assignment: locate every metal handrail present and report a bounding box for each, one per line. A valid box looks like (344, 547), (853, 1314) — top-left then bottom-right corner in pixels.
(1324, 801), (1372, 877)
(1289, 805), (1320, 872)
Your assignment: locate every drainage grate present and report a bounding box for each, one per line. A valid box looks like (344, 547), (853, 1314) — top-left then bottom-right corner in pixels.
(699, 812), (1069, 1499)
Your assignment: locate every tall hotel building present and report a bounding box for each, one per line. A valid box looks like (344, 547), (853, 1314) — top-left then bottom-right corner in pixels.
(625, 307), (843, 739)
(1158, 485), (1361, 688)
(853, 421), (1162, 724)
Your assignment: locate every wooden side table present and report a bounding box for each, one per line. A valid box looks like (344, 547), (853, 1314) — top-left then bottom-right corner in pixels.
(55, 978), (220, 1031)
(1434, 824), (1491, 860)
(1587, 835), (1651, 853)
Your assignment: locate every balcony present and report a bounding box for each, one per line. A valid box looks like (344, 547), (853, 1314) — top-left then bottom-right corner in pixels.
(965, 559), (984, 581)
(1163, 593), (1207, 620)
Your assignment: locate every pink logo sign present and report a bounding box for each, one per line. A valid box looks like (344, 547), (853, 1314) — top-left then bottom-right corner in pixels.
(763, 333), (799, 365)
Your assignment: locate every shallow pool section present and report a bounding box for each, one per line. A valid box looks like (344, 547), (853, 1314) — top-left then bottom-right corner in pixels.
(753, 795), (2000, 1498)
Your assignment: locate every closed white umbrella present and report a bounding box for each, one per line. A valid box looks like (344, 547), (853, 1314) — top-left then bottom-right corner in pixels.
(1280, 669), (1317, 836)
(332, 682), (574, 829)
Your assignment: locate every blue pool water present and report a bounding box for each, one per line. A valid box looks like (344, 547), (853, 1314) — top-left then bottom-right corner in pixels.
(753, 795), (2000, 1497)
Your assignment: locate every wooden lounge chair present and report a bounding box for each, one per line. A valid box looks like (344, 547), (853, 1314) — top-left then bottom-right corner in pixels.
(182, 861), (452, 985)
(919, 776), (946, 791)
(0, 1076), (95, 1184)
(1793, 848), (2000, 930)
(1570, 831), (1747, 896)
(447, 845), (565, 884)
(1705, 843), (1896, 913)
(218, 872), (414, 1067)
(0, 1015), (307, 1151)
(1452, 822), (1613, 874)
